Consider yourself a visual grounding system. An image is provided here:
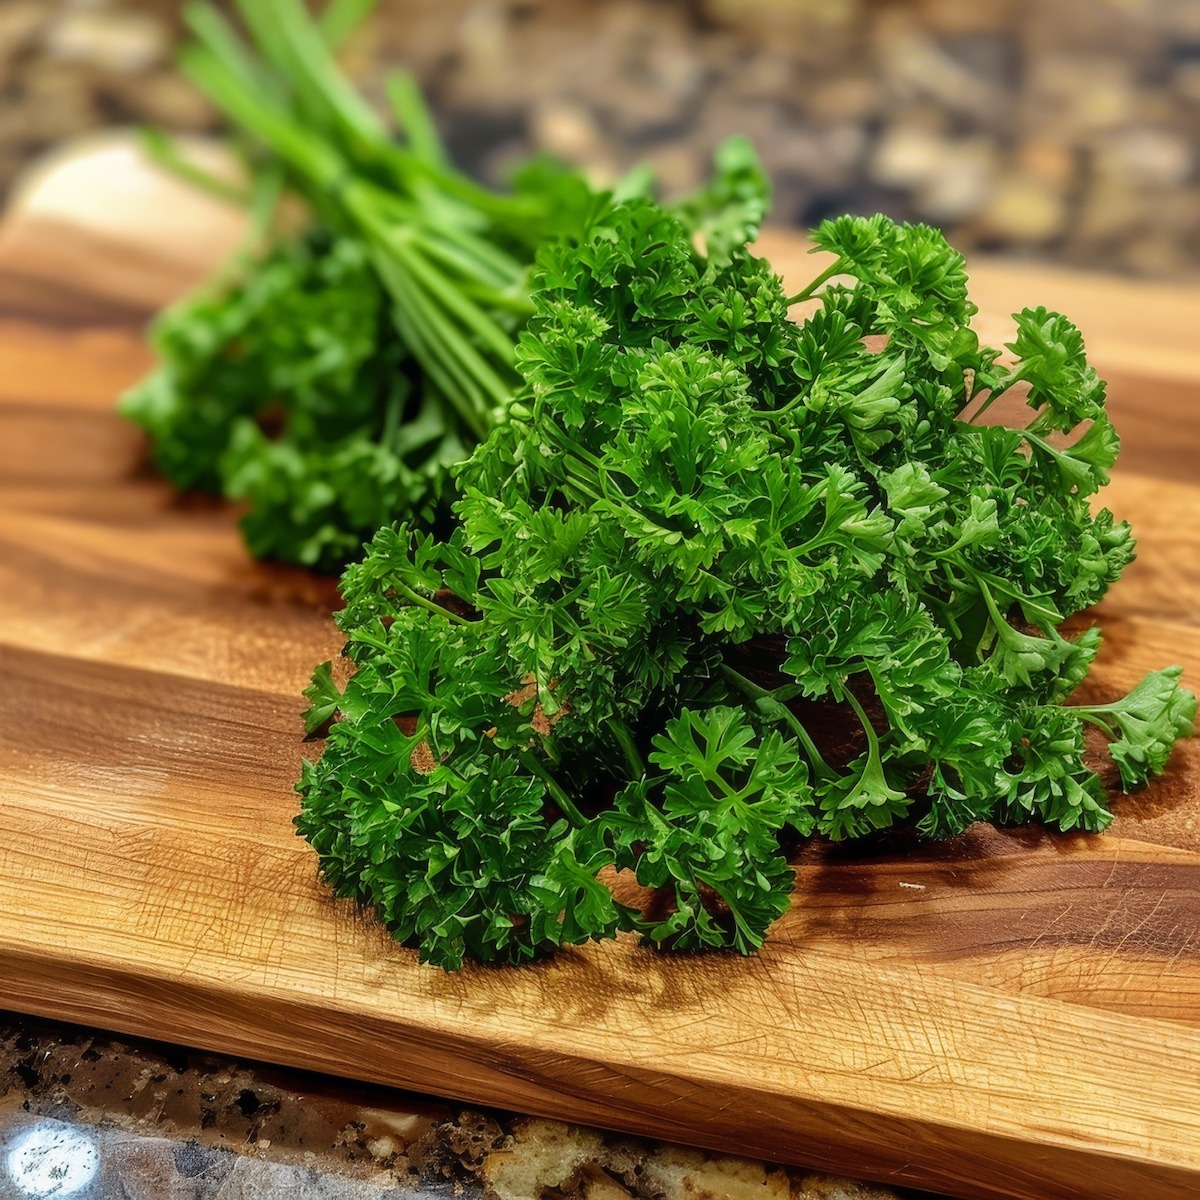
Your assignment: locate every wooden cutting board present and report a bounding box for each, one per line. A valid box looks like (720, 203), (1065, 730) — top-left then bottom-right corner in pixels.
(2, 140), (1199, 1200)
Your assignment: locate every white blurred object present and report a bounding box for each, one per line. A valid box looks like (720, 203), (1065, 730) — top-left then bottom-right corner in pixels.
(1, 130), (249, 310)
(5, 1124), (99, 1198)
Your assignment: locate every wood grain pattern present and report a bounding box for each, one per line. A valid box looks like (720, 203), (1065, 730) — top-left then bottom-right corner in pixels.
(1, 143), (1199, 1200)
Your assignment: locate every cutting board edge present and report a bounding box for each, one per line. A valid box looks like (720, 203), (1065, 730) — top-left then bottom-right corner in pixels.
(2, 939), (1199, 1200)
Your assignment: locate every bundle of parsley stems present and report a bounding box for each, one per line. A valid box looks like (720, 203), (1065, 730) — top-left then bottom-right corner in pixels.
(129, 0), (1194, 971)
(125, 0), (759, 566)
(124, 0), (612, 565)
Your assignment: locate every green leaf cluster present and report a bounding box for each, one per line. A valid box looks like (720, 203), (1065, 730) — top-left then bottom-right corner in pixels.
(123, 229), (470, 567)
(297, 201), (1195, 969)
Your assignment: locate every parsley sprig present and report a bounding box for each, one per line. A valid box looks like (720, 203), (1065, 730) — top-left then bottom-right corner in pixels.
(297, 199), (1195, 970)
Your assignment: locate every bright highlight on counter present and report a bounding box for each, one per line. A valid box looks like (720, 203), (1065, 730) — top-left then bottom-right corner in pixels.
(4, 1124), (99, 1198)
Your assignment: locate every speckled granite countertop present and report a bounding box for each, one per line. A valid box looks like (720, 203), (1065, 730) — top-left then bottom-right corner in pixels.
(4, 0), (1200, 278)
(0, 1014), (919, 1200)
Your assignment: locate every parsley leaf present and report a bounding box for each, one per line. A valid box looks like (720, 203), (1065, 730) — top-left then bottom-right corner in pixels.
(1073, 666), (1198, 790)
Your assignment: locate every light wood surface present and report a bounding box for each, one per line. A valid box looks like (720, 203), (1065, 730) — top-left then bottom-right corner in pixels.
(1, 141), (1199, 1200)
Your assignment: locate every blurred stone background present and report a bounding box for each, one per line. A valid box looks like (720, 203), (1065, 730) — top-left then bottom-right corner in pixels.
(1, 0), (1199, 276)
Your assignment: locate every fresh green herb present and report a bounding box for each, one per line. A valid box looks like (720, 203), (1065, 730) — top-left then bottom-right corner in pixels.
(297, 201), (1194, 970)
(123, 228), (455, 567)
(123, 0), (762, 567)
(123, 0), (605, 567)
(119, 0), (1192, 970)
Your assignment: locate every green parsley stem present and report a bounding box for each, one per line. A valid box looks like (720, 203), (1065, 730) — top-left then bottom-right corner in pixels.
(384, 70), (446, 166)
(419, 234), (527, 299)
(137, 128), (250, 206)
(390, 239), (517, 366)
(843, 688), (882, 758)
(393, 581), (470, 626)
(518, 751), (588, 827)
(370, 253), (497, 438)
(610, 719), (647, 778)
(1071, 710), (1116, 738)
(784, 258), (844, 306)
(719, 664), (834, 780)
(977, 577), (1017, 645)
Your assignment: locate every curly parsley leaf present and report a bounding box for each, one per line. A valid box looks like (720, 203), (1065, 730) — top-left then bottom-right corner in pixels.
(1074, 666), (1197, 790)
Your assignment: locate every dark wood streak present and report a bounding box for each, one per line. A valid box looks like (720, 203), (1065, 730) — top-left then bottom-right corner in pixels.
(790, 829), (1200, 959)
(0, 266), (154, 328)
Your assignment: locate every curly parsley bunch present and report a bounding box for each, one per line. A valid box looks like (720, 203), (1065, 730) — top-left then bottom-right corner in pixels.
(297, 198), (1195, 969)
